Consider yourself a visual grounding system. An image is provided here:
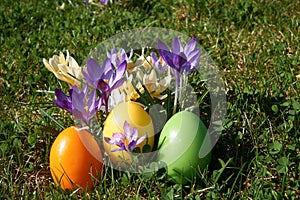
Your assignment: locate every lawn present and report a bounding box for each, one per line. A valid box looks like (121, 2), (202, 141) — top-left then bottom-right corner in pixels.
(0, 0), (299, 199)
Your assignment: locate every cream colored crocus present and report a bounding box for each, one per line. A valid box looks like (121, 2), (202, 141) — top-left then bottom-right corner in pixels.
(134, 55), (153, 72)
(133, 52), (172, 100)
(136, 68), (172, 100)
(119, 75), (140, 101)
(43, 51), (83, 87)
(128, 48), (153, 73)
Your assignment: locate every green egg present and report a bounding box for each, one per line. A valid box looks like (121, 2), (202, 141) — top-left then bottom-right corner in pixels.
(158, 111), (211, 184)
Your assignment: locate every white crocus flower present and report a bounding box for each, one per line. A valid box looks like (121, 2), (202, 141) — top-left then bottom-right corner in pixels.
(105, 88), (126, 112)
(119, 75), (140, 101)
(43, 50), (83, 87)
(136, 66), (172, 100)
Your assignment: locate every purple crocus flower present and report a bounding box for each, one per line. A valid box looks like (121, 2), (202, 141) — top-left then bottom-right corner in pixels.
(107, 48), (133, 68)
(85, 0), (108, 6)
(157, 37), (200, 85)
(151, 52), (168, 72)
(100, 0), (108, 4)
(82, 58), (126, 114)
(53, 84), (100, 126)
(104, 121), (147, 152)
(71, 84), (100, 125)
(53, 88), (73, 113)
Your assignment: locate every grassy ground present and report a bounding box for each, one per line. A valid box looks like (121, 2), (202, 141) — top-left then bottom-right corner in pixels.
(0, 0), (299, 199)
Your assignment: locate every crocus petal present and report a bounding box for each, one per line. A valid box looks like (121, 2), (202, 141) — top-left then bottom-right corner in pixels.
(49, 58), (60, 74)
(69, 88), (73, 100)
(54, 88), (68, 102)
(130, 127), (139, 142)
(187, 49), (200, 64)
(151, 52), (158, 63)
(43, 58), (55, 73)
(72, 108), (86, 123)
(115, 61), (127, 81)
(107, 49), (117, 58)
(71, 90), (85, 112)
(112, 132), (126, 141)
(172, 53), (187, 72)
(53, 89), (72, 112)
(104, 137), (112, 143)
(99, 0), (108, 5)
(172, 37), (183, 54)
(119, 49), (126, 59)
(82, 71), (94, 87)
(103, 69), (113, 82)
(182, 61), (193, 74)
(106, 132), (124, 145)
(86, 58), (102, 82)
(136, 134), (147, 146)
(128, 140), (137, 151)
(123, 121), (131, 137)
(87, 89), (97, 114)
(98, 80), (110, 92)
(184, 37), (197, 55)
(157, 40), (170, 52)
(158, 49), (174, 69)
(110, 78), (125, 91)
(102, 58), (113, 75)
(111, 146), (127, 152)
(82, 84), (89, 95)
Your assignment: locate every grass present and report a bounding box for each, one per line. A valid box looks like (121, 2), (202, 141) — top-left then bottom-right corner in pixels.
(0, 0), (299, 199)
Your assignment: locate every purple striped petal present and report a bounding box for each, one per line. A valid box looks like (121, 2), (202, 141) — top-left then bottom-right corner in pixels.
(53, 89), (72, 112)
(184, 37), (197, 55)
(128, 140), (137, 151)
(86, 58), (102, 81)
(172, 37), (183, 54)
(136, 134), (147, 146)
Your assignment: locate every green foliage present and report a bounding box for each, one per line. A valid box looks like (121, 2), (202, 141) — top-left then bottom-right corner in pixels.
(0, 0), (299, 198)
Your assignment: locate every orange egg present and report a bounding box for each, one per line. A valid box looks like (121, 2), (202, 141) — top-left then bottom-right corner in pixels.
(49, 126), (103, 190)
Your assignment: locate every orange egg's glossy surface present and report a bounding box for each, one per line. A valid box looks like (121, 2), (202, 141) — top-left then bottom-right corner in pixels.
(50, 126), (103, 190)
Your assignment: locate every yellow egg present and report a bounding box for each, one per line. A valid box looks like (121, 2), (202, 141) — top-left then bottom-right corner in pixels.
(103, 101), (154, 167)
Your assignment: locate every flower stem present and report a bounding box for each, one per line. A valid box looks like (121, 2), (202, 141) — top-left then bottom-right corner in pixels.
(105, 98), (109, 116)
(179, 74), (187, 111)
(179, 74), (183, 108)
(173, 84), (178, 115)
